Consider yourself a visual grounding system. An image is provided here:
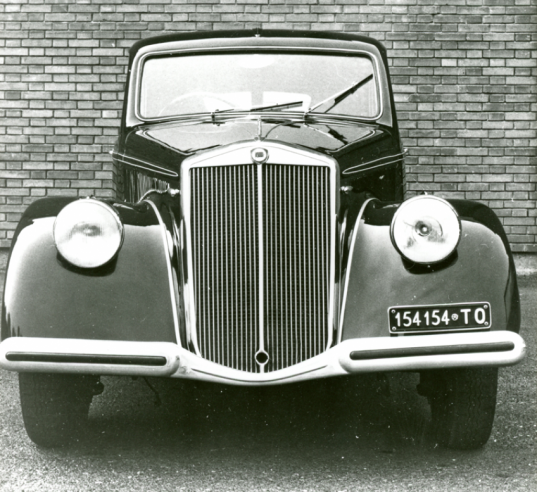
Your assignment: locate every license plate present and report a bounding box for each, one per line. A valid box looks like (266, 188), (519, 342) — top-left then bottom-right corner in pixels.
(388, 302), (491, 334)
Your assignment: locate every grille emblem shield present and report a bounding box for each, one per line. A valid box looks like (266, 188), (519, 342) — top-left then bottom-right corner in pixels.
(251, 148), (269, 164)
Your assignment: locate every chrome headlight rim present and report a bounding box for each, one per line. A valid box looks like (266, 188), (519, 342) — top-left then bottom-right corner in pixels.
(390, 195), (461, 265)
(53, 198), (124, 269)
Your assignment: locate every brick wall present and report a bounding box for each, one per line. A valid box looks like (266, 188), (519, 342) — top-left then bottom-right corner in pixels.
(0, 0), (535, 251)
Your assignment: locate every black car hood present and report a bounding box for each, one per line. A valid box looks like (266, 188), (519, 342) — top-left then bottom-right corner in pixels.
(140, 118), (377, 154)
(119, 117), (401, 181)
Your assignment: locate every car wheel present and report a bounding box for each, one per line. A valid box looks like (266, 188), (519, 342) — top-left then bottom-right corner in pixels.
(425, 367), (498, 450)
(19, 373), (96, 447)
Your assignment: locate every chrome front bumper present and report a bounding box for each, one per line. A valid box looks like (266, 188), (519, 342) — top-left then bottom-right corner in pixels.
(0, 331), (525, 386)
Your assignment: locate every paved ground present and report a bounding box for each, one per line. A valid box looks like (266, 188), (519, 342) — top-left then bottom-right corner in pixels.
(0, 252), (535, 491)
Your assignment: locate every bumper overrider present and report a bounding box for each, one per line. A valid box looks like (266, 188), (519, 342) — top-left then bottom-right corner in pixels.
(0, 331), (525, 386)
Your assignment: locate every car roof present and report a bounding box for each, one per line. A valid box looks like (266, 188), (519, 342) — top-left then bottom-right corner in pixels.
(129, 29), (387, 58)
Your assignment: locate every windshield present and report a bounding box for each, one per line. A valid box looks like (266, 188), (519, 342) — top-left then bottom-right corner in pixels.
(139, 52), (379, 120)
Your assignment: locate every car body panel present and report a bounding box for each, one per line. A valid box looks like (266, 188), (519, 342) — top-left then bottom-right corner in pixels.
(340, 199), (520, 341)
(118, 120), (402, 175)
(1, 198), (178, 344)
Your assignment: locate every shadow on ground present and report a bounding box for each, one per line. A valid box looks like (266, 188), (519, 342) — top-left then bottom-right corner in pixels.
(82, 371), (432, 457)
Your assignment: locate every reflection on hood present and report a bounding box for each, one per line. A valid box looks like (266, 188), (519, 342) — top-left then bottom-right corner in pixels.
(142, 118), (376, 154)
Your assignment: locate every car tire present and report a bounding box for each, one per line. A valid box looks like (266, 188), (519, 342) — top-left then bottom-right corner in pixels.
(19, 373), (96, 448)
(427, 367), (498, 450)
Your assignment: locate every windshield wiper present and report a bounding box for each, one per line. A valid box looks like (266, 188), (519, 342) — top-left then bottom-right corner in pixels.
(249, 100), (304, 112)
(307, 73), (374, 114)
(212, 100), (304, 116)
(210, 100), (304, 123)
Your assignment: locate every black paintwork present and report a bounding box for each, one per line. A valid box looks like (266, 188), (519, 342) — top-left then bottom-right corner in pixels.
(340, 199), (520, 341)
(128, 29), (391, 58)
(1, 198), (177, 343)
(119, 120), (403, 198)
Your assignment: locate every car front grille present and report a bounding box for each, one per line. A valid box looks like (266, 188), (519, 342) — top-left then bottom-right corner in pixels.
(189, 162), (333, 373)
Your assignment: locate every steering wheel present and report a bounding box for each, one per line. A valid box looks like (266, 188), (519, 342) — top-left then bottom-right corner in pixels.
(157, 92), (236, 117)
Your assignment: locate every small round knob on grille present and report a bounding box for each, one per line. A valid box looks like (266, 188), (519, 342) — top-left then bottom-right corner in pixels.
(255, 350), (270, 366)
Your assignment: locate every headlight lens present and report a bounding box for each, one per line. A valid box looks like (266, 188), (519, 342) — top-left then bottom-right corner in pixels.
(54, 199), (124, 268)
(390, 196), (461, 264)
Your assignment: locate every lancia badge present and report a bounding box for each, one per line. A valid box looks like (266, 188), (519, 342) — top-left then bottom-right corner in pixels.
(251, 147), (269, 164)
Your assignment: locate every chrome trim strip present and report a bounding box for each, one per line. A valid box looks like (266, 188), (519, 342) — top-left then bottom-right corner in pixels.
(183, 140), (339, 169)
(132, 112), (382, 130)
(191, 365), (328, 385)
(111, 152), (179, 178)
(138, 187), (171, 203)
(133, 46), (384, 124)
(179, 219), (197, 352)
(0, 332), (525, 384)
(181, 163), (201, 356)
(342, 152), (406, 175)
(144, 200), (182, 347)
(256, 162), (265, 372)
(327, 160), (338, 350)
(338, 197), (375, 342)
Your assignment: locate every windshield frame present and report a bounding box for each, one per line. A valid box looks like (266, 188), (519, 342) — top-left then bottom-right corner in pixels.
(133, 46), (384, 125)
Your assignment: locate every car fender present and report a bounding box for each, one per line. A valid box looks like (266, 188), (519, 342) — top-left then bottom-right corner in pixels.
(340, 198), (520, 341)
(1, 197), (180, 344)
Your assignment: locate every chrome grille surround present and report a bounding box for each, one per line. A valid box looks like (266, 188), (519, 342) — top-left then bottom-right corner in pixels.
(182, 142), (338, 374)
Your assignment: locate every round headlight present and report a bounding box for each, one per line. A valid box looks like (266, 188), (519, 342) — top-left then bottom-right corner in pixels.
(390, 195), (461, 264)
(54, 199), (124, 268)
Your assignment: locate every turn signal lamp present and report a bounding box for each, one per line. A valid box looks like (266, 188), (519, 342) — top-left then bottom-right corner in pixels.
(54, 199), (124, 268)
(390, 195), (461, 264)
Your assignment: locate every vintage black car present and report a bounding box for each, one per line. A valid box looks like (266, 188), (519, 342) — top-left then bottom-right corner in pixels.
(0, 30), (525, 449)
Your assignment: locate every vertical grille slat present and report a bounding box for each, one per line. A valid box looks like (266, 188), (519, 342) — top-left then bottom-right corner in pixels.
(190, 162), (331, 373)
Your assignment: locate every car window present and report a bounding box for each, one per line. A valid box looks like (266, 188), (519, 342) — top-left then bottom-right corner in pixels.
(139, 52), (379, 119)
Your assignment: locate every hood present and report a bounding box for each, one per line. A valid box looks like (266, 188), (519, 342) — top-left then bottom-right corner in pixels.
(140, 118), (377, 154)
(117, 117), (400, 182)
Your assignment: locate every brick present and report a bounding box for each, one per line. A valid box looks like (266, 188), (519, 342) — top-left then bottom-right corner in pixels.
(0, 0), (533, 252)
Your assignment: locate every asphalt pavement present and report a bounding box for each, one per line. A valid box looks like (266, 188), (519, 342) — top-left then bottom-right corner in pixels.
(0, 252), (535, 491)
